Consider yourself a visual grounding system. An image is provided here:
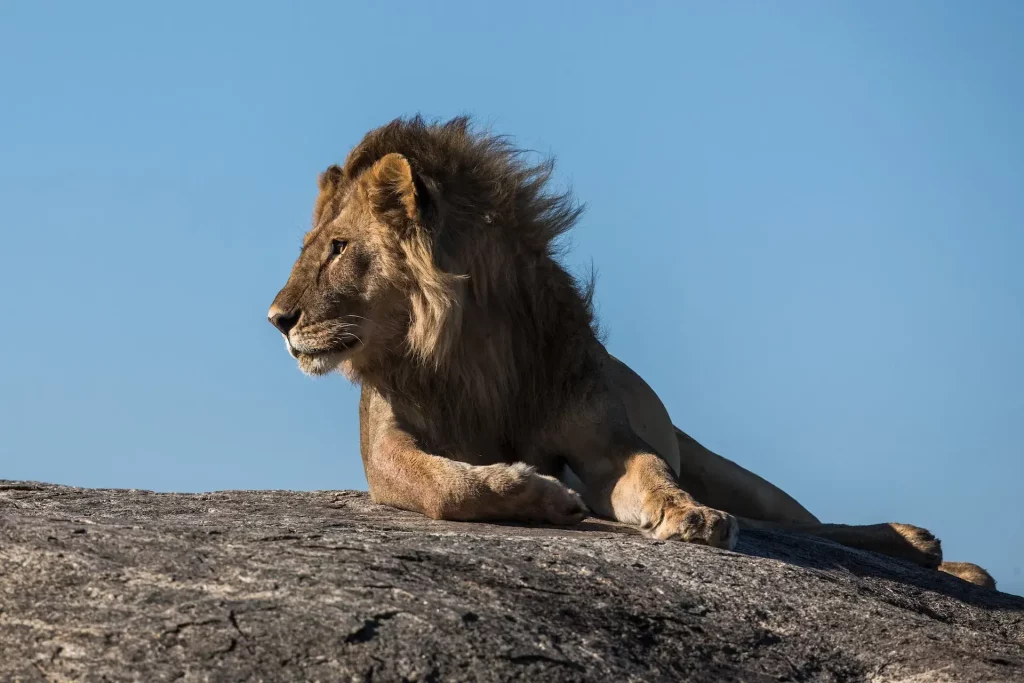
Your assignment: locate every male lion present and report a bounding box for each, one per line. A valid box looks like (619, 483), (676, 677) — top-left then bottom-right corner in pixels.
(269, 116), (994, 589)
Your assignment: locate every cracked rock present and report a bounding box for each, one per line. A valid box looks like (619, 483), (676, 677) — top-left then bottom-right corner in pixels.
(1, 481), (1022, 682)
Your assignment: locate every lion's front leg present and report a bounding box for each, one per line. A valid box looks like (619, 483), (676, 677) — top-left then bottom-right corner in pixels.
(367, 450), (589, 526)
(557, 423), (738, 549)
(609, 451), (738, 549)
(618, 454), (741, 548)
(360, 386), (587, 525)
(550, 357), (738, 549)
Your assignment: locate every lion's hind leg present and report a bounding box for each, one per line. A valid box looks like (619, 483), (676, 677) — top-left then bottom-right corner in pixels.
(739, 518), (999, 588)
(673, 428), (820, 525)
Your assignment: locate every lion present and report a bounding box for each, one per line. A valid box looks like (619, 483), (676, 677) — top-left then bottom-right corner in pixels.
(268, 116), (995, 589)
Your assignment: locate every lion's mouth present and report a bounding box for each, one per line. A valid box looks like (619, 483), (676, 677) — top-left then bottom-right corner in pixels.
(287, 336), (363, 359)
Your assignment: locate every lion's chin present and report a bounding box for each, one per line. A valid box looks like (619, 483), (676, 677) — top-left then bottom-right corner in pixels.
(295, 350), (353, 377)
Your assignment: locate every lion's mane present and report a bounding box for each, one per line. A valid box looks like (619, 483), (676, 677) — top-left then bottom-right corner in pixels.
(321, 117), (601, 453)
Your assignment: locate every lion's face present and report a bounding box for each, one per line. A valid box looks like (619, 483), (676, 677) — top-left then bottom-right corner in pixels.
(268, 160), (413, 377)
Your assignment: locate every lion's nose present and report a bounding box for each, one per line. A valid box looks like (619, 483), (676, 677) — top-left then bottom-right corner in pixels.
(268, 307), (301, 335)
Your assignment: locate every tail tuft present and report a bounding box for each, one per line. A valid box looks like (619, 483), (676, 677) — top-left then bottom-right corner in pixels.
(939, 561), (997, 589)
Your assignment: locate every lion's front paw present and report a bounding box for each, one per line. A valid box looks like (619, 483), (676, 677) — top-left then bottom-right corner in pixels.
(648, 502), (738, 550)
(529, 473), (589, 526)
(492, 463), (588, 526)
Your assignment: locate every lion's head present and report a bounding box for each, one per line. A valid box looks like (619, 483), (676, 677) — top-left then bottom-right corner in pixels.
(268, 117), (591, 405)
(267, 148), (437, 377)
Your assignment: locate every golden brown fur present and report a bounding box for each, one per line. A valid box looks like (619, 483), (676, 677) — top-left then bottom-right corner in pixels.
(269, 116), (995, 589)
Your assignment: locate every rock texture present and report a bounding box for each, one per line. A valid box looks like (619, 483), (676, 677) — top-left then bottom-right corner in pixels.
(1, 481), (1022, 682)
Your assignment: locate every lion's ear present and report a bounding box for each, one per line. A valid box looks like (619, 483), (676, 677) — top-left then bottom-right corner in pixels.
(318, 164), (344, 193)
(365, 153), (425, 227)
(313, 165), (344, 226)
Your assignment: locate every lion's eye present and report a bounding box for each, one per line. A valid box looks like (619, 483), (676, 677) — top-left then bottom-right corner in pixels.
(330, 239), (348, 257)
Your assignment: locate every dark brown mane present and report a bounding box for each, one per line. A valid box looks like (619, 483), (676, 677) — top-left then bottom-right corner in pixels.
(340, 116), (584, 257)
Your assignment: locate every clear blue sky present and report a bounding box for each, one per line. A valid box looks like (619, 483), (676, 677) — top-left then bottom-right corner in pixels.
(1, 2), (1021, 595)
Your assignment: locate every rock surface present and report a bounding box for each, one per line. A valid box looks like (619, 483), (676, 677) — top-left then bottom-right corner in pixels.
(1, 481), (1022, 682)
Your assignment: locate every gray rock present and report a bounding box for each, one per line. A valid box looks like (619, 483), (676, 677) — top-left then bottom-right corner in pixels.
(1, 481), (1022, 682)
